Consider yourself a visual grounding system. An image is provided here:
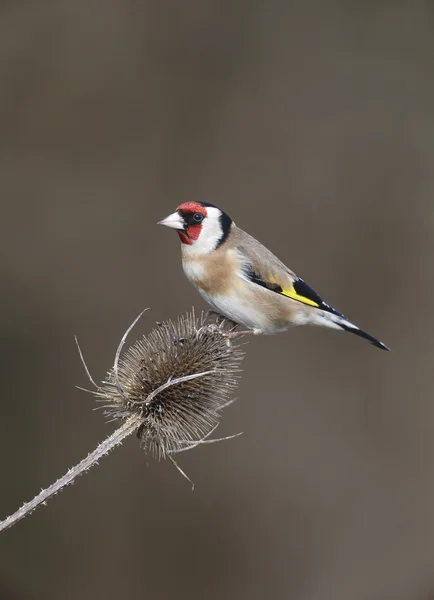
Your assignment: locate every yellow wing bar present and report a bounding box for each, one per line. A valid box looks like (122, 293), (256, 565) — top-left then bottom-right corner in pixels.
(279, 276), (325, 308)
(280, 285), (320, 307)
(242, 265), (323, 309)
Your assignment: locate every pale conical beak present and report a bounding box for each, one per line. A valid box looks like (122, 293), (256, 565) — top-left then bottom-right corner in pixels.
(157, 211), (185, 230)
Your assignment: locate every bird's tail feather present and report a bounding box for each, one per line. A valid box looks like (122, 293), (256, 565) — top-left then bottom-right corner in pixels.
(338, 320), (390, 351)
(315, 310), (390, 351)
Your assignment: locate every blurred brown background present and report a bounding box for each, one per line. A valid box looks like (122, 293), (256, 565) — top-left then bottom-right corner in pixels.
(1, 1), (434, 599)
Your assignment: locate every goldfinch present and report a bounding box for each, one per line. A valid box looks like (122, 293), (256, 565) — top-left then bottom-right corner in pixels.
(158, 201), (389, 350)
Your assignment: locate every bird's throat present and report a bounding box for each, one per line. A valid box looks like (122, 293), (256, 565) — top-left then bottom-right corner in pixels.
(177, 230), (192, 245)
(177, 224), (202, 245)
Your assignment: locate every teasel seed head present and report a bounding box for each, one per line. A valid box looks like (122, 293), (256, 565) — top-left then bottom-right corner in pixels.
(92, 310), (244, 463)
(0, 310), (245, 534)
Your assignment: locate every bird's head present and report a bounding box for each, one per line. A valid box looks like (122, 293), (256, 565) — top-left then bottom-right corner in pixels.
(158, 201), (232, 255)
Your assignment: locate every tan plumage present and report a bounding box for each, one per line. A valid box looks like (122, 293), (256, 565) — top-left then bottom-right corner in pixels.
(158, 201), (390, 350)
(182, 226), (301, 333)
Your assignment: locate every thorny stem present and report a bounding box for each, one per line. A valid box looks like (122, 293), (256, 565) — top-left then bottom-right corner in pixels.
(0, 310), (244, 535)
(0, 415), (141, 535)
(0, 367), (225, 535)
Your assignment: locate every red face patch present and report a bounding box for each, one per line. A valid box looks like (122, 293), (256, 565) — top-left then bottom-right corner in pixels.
(176, 202), (208, 245)
(176, 202), (208, 217)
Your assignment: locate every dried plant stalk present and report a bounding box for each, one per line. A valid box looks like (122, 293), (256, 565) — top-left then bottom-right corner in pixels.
(0, 310), (244, 535)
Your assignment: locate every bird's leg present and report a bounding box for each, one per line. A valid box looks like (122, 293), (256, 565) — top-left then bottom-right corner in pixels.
(222, 329), (255, 339)
(198, 311), (237, 341)
(203, 310), (259, 340)
(204, 310), (239, 330)
(204, 310), (233, 327)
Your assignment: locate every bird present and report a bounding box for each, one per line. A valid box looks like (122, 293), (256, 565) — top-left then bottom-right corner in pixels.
(158, 201), (390, 351)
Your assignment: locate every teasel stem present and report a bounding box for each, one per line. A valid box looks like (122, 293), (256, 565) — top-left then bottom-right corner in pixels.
(0, 309), (244, 535)
(0, 415), (141, 535)
(0, 365), (217, 535)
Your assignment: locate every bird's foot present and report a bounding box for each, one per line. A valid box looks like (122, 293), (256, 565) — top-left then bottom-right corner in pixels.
(197, 313), (238, 341)
(221, 329), (255, 339)
(202, 311), (261, 345)
(203, 310), (238, 329)
(204, 310), (243, 334)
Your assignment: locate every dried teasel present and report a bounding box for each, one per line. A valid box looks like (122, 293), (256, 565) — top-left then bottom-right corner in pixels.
(0, 309), (245, 534)
(94, 310), (244, 463)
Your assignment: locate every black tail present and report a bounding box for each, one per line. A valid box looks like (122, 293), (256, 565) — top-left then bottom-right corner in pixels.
(339, 323), (390, 351)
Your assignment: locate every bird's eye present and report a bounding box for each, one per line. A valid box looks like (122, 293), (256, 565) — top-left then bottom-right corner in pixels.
(193, 212), (204, 223)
